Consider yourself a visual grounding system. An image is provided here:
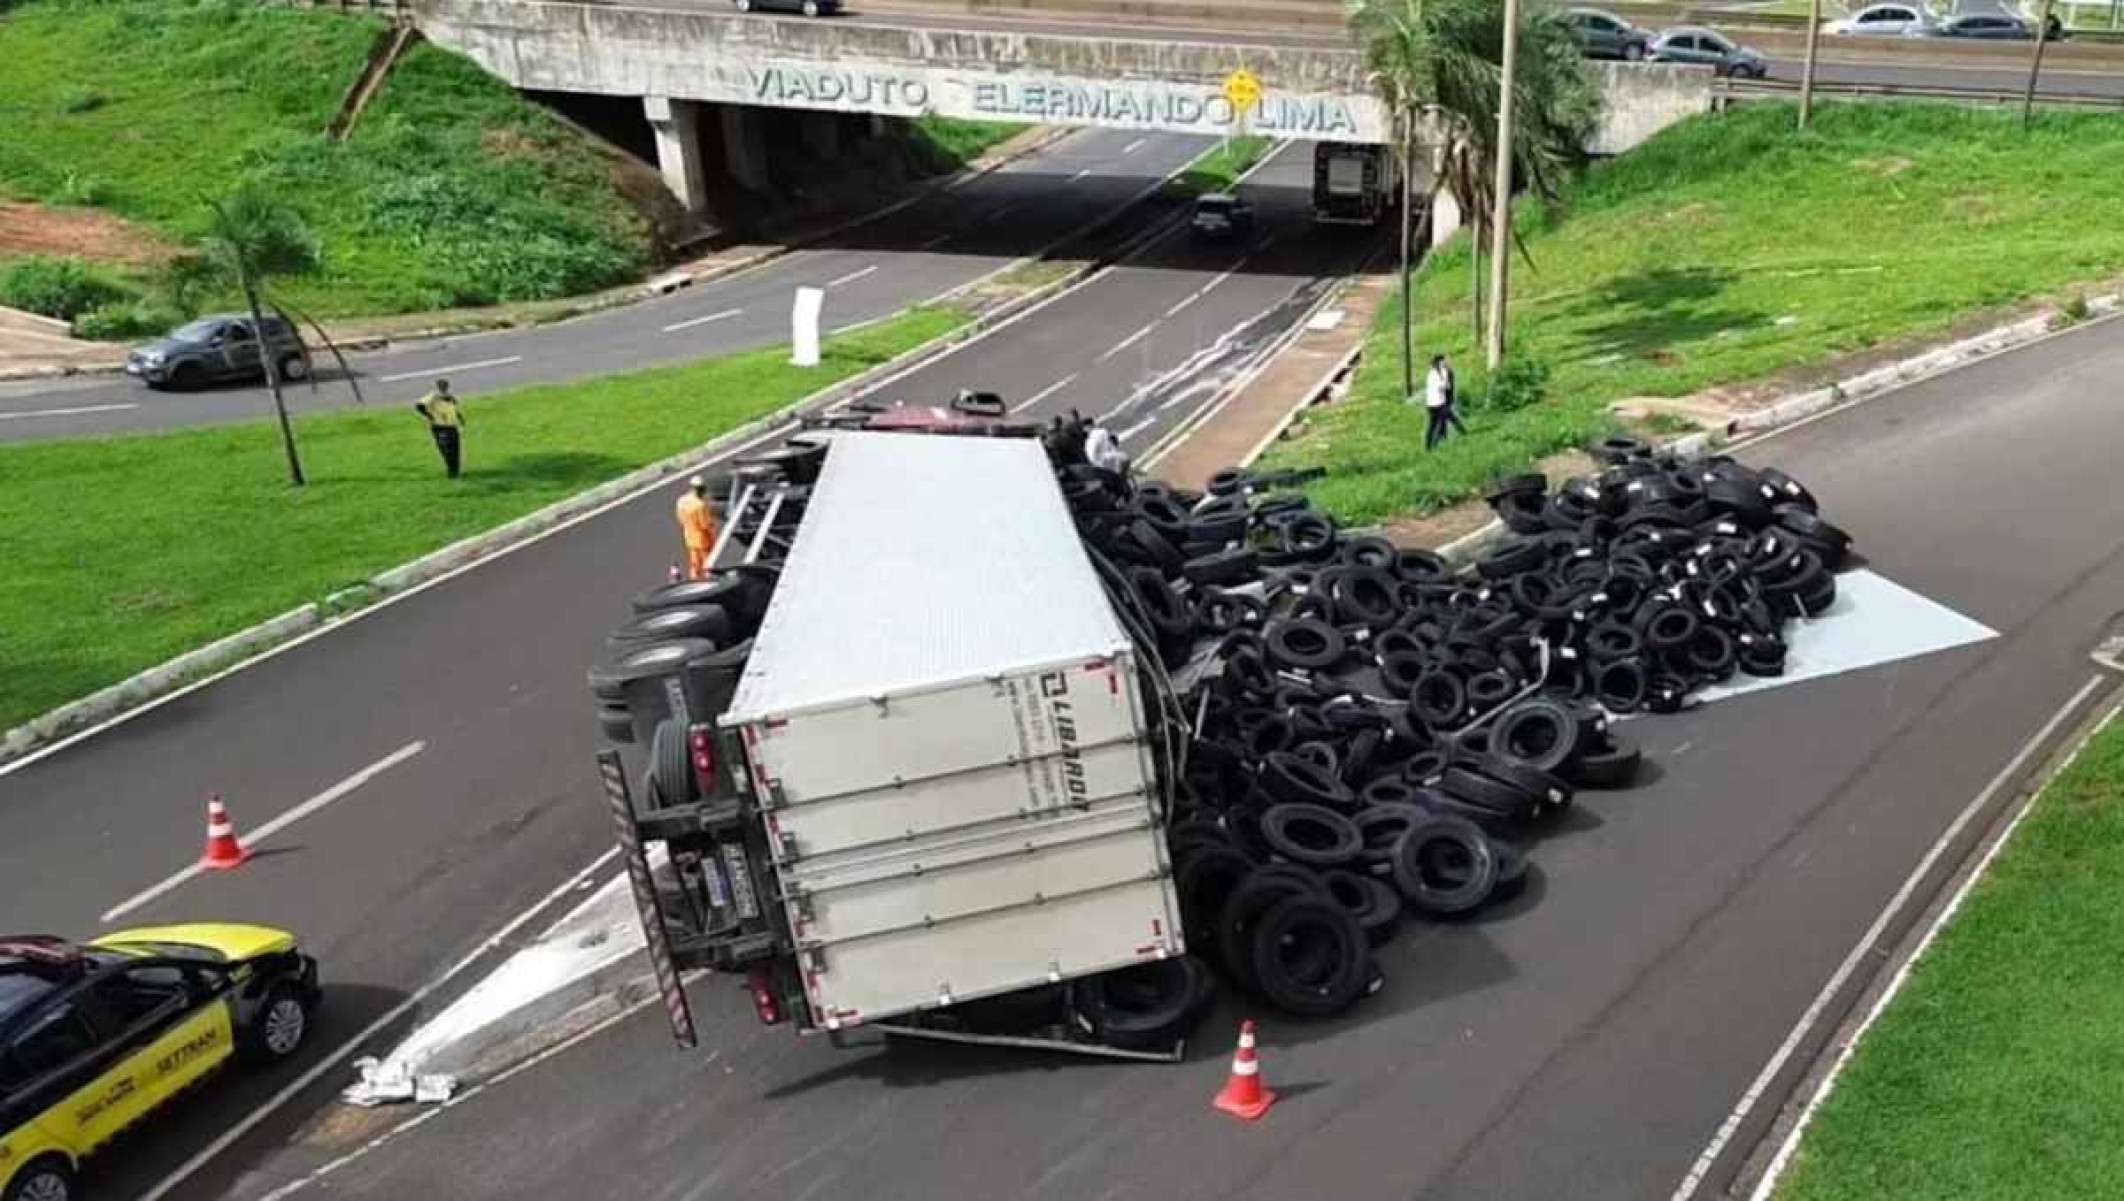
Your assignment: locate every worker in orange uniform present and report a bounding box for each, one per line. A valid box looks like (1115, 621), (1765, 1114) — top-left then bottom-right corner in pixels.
(675, 474), (718, 580)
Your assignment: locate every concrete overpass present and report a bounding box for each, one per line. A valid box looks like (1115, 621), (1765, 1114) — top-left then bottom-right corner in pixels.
(405, 0), (1711, 209)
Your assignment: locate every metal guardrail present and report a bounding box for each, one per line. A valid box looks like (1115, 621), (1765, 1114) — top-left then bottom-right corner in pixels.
(1714, 74), (2124, 108)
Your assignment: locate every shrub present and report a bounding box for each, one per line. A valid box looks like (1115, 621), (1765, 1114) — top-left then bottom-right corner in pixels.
(0, 256), (133, 320)
(72, 299), (181, 341)
(52, 169), (115, 206)
(2051, 292), (2091, 330)
(1477, 353), (1551, 414)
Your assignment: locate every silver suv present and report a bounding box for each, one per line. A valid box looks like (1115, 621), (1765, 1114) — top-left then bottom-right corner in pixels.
(127, 313), (309, 390)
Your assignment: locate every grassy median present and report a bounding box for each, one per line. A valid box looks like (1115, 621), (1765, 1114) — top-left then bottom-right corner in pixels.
(0, 307), (967, 729)
(1269, 102), (2124, 524)
(1772, 709), (2124, 1201)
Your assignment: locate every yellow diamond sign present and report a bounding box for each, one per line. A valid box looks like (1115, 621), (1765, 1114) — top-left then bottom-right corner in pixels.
(1221, 68), (1262, 115)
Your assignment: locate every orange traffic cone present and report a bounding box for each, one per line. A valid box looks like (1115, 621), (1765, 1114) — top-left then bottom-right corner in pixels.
(198, 793), (250, 871)
(1212, 1019), (1276, 1121)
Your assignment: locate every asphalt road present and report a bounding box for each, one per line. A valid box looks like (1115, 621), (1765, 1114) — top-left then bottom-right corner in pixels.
(1764, 55), (2124, 96)
(219, 317), (2124, 1201)
(0, 127), (1208, 442)
(0, 139), (1381, 1201)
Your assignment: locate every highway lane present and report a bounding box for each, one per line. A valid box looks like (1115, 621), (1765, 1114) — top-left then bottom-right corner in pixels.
(0, 140), (1380, 1200)
(1764, 55), (2124, 96)
(0, 127), (1208, 442)
(256, 319), (2124, 1198)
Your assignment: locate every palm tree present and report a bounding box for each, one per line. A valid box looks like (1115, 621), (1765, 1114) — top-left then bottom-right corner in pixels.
(1355, 0), (1599, 373)
(200, 186), (323, 487)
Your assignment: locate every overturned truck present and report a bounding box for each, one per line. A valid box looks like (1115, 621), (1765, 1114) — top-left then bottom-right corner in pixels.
(589, 431), (1207, 1059)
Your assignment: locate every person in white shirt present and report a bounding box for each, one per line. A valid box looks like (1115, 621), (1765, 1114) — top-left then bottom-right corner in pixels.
(1085, 423), (1131, 476)
(1422, 353), (1467, 451)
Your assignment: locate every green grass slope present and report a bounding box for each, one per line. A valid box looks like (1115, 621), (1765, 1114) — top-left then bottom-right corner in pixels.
(0, 0), (653, 315)
(1271, 102), (2124, 525)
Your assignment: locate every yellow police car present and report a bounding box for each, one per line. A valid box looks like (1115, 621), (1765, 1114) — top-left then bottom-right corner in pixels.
(0, 925), (320, 1201)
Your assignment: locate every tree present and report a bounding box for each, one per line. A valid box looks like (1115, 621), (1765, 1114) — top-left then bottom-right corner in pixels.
(199, 186), (323, 487)
(1355, 0), (1599, 373)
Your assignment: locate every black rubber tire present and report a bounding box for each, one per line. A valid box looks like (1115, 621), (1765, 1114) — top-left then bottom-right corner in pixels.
(1575, 737), (1643, 788)
(1400, 747), (1450, 785)
(1260, 803), (1364, 867)
(1340, 535), (1398, 570)
(1483, 473), (1546, 502)
(1594, 658), (1649, 714)
(1260, 752), (1356, 809)
(631, 575), (747, 616)
(1178, 846), (1257, 959)
(586, 637), (717, 700)
(1128, 519), (1186, 572)
(607, 604), (732, 649)
(1183, 546), (1258, 587)
(1353, 801), (1430, 869)
(1322, 869), (1403, 946)
(1219, 871), (1322, 993)
(1411, 670), (1469, 729)
(1489, 699), (1584, 775)
(1639, 604), (1701, 652)
(1070, 957), (1211, 1049)
(1331, 568), (1401, 627)
(1248, 895), (1372, 1018)
(1390, 816), (1500, 916)
(1266, 618), (1345, 671)
(2, 1158), (75, 1201)
(1467, 756), (1574, 809)
(238, 981), (313, 1064)
(1380, 651), (1429, 698)
(650, 718), (696, 808)
(1126, 568), (1194, 642)
(1436, 765), (1540, 821)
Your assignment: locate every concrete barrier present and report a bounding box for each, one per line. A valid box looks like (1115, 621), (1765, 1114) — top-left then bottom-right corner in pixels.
(1587, 60), (1716, 156)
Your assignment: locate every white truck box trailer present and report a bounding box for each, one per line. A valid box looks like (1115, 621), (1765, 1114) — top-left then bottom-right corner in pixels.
(721, 432), (1182, 1031)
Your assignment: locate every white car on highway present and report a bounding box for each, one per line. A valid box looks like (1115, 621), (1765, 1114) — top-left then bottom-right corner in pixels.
(1822, 3), (1939, 34)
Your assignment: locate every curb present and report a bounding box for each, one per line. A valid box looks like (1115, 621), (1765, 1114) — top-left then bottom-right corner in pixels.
(0, 160), (1190, 768)
(0, 126), (1074, 382)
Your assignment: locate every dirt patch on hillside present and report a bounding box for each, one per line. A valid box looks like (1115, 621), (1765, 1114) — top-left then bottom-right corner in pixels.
(0, 202), (178, 266)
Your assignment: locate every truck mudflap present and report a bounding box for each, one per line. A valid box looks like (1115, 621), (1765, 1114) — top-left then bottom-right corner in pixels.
(597, 749), (700, 1049)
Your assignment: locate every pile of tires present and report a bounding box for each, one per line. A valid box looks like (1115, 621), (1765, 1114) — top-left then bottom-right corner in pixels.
(1058, 437), (1851, 1020)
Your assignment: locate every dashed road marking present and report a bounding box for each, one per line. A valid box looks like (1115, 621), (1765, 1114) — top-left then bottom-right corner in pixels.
(1011, 374), (1079, 414)
(1098, 326), (1154, 362)
(378, 356), (519, 384)
(660, 308), (743, 334)
(0, 402), (140, 421)
(827, 265), (878, 288)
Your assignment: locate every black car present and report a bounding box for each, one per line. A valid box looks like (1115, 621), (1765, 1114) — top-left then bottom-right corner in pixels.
(126, 314), (310, 391)
(1191, 193), (1256, 242)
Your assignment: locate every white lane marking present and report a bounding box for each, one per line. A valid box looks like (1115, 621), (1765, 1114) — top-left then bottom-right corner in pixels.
(102, 740), (427, 923)
(1068, 168), (1091, 183)
(377, 356), (520, 384)
(918, 233), (953, 251)
(1164, 262), (1247, 318)
(0, 402), (140, 422)
(1098, 326), (1154, 362)
(1746, 690), (2120, 1201)
(138, 847), (622, 1201)
(1122, 138), (1146, 155)
(827, 264), (878, 288)
(660, 308), (742, 334)
(1010, 374), (1079, 414)
(1117, 416), (1157, 442)
(1669, 672), (2110, 1201)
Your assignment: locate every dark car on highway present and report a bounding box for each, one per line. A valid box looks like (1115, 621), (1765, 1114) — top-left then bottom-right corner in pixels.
(1928, 11), (2061, 38)
(1564, 8), (1654, 60)
(126, 313), (309, 391)
(1191, 193), (1256, 242)
(1651, 26), (1770, 77)
(731, 0), (838, 15)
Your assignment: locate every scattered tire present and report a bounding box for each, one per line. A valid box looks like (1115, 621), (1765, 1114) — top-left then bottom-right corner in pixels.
(1260, 803), (1363, 867)
(1248, 895), (1372, 1018)
(1390, 816), (1499, 916)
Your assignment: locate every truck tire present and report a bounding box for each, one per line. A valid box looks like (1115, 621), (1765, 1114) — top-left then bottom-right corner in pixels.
(1259, 803), (1362, 867)
(1177, 847), (1255, 961)
(1322, 869), (1402, 945)
(1218, 870), (1323, 993)
(1248, 896), (1371, 1018)
(650, 719), (695, 808)
(607, 605), (732, 650)
(587, 637), (716, 701)
(1390, 815), (1499, 915)
(1071, 957), (1212, 1050)
(631, 575), (746, 616)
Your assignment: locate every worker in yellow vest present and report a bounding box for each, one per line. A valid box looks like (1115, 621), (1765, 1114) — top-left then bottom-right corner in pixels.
(413, 378), (465, 478)
(675, 475), (718, 579)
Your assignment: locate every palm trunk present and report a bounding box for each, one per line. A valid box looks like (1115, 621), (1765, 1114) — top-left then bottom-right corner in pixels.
(1398, 127), (1416, 402)
(245, 280), (305, 487)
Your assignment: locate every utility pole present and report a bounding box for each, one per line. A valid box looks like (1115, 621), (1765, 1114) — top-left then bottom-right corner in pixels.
(2022, 0), (2057, 129)
(1484, 0), (1521, 369)
(1799, 0), (1825, 128)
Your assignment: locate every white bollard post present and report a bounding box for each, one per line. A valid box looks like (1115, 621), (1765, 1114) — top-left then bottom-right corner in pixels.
(791, 286), (824, 367)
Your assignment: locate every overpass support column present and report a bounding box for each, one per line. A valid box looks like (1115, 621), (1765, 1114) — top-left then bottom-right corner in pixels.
(720, 105), (772, 193)
(1429, 185), (1462, 251)
(644, 95), (707, 213)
